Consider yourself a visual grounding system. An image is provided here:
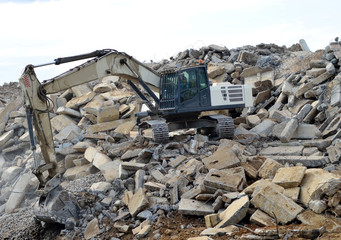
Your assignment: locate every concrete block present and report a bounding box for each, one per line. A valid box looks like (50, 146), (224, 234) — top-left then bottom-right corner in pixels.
(272, 166), (306, 188)
(93, 82), (112, 93)
(97, 104), (119, 123)
(90, 182), (111, 193)
(300, 168), (341, 207)
(51, 114), (77, 132)
(250, 119), (276, 137)
(73, 141), (93, 152)
(121, 148), (142, 160)
(246, 115), (261, 128)
(121, 162), (145, 171)
(144, 182), (166, 192)
(82, 95), (105, 115)
(54, 125), (82, 142)
(87, 119), (126, 133)
(178, 199), (214, 216)
(1, 166), (22, 182)
(128, 188), (149, 217)
(63, 164), (91, 180)
(207, 65), (225, 78)
(204, 167), (246, 192)
(283, 187), (300, 201)
(251, 185), (304, 224)
(202, 146), (240, 170)
(169, 155), (187, 168)
(257, 158), (283, 179)
(56, 106), (81, 118)
(101, 160), (122, 182)
(297, 210), (341, 231)
(66, 91), (96, 109)
(101, 90), (132, 101)
(269, 155), (327, 167)
(71, 84), (91, 97)
(5, 173), (35, 213)
(84, 146), (112, 171)
(215, 195), (249, 228)
(250, 209), (276, 226)
(181, 184), (205, 199)
(200, 226), (239, 237)
(260, 146), (303, 156)
(251, 179), (285, 198)
(0, 130), (14, 147)
(84, 218), (99, 240)
(114, 120), (136, 135)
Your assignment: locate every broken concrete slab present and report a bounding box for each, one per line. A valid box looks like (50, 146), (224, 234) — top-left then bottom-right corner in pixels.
(215, 195), (249, 228)
(51, 114), (77, 132)
(84, 218), (100, 240)
(128, 188), (149, 217)
(84, 146), (112, 171)
(283, 187), (300, 201)
(87, 119), (127, 133)
(260, 146), (303, 156)
(272, 166), (307, 188)
(178, 198), (215, 216)
(90, 182), (111, 193)
(257, 158), (283, 179)
(63, 164), (92, 180)
(101, 160), (123, 182)
(200, 226), (239, 237)
(5, 173), (36, 213)
(56, 106), (81, 118)
(268, 155), (327, 167)
(97, 104), (119, 123)
(202, 146), (240, 170)
(114, 119), (136, 135)
(250, 119), (276, 137)
(66, 91), (96, 109)
(250, 209), (276, 227)
(299, 168), (341, 207)
(204, 167), (246, 192)
(0, 130), (14, 147)
(251, 185), (304, 224)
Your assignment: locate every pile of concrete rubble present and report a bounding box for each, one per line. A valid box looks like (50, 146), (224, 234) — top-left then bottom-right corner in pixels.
(1, 40), (341, 239)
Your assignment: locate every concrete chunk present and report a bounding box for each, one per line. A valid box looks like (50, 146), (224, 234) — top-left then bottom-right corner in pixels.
(250, 209), (276, 227)
(56, 106), (81, 118)
(299, 168), (341, 207)
(204, 167), (246, 192)
(260, 146), (303, 156)
(257, 158), (283, 179)
(66, 91), (96, 109)
(269, 155), (326, 167)
(128, 188), (149, 217)
(97, 104), (119, 123)
(51, 115), (77, 132)
(215, 195), (249, 228)
(84, 146), (112, 170)
(272, 166), (306, 188)
(0, 130), (14, 147)
(251, 185), (304, 224)
(84, 218), (99, 240)
(202, 146), (240, 170)
(178, 199), (214, 216)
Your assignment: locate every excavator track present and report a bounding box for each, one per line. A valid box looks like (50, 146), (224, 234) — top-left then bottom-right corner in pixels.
(151, 122), (169, 143)
(139, 120), (169, 143)
(213, 115), (235, 139)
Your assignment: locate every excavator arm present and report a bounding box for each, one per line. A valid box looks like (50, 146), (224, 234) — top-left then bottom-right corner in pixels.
(19, 50), (161, 180)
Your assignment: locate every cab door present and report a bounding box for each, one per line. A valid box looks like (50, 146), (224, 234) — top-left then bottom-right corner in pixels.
(197, 66), (211, 108)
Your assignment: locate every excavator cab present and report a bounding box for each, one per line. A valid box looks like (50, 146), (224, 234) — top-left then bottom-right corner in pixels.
(159, 65), (211, 115)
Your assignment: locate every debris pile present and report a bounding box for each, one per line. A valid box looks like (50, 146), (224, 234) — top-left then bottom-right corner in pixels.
(1, 40), (341, 239)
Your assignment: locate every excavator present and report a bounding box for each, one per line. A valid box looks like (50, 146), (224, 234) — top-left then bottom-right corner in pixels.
(19, 49), (253, 226)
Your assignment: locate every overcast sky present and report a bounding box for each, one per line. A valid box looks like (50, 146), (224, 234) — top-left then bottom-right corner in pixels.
(0, 0), (340, 85)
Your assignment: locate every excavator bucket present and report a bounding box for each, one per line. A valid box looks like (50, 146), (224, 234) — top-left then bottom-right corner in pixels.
(33, 177), (80, 225)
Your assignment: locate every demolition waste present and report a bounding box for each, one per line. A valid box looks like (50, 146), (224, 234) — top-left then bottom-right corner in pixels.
(1, 40), (341, 239)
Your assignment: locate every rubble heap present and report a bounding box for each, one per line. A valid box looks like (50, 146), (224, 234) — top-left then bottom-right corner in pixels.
(1, 40), (341, 239)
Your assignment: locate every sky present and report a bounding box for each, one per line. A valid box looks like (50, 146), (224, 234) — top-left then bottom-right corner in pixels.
(0, 0), (340, 85)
